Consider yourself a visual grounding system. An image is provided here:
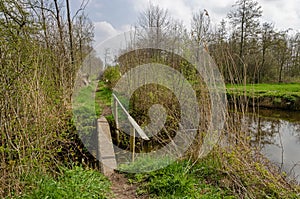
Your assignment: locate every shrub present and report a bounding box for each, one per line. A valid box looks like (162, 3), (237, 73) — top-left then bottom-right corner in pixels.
(102, 66), (121, 88)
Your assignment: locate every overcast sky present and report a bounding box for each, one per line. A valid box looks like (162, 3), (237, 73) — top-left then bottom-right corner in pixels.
(72, 0), (300, 45)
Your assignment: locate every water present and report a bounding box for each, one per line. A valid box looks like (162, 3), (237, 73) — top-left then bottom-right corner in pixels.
(244, 109), (300, 181)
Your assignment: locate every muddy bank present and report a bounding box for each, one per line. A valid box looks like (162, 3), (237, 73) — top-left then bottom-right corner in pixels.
(227, 94), (300, 111)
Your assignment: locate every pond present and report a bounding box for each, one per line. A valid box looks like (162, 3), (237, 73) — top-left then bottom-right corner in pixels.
(243, 108), (300, 182)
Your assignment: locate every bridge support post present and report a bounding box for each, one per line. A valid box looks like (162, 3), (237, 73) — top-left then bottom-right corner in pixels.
(130, 125), (135, 162)
(113, 97), (120, 146)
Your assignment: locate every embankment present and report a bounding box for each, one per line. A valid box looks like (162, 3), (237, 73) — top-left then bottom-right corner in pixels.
(227, 94), (300, 111)
(226, 83), (300, 111)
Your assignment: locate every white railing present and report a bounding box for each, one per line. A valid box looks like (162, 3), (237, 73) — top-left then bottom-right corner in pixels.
(112, 93), (149, 161)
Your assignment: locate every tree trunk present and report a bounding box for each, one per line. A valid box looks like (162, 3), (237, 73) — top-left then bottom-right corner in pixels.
(278, 61), (284, 83)
(66, 0), (74, 66)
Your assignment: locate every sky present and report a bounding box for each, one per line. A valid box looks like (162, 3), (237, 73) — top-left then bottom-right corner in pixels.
(72, 0), (300, 45)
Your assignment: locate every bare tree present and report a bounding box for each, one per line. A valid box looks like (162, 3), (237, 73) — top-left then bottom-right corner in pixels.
(273, 31), (290, 83)
(73, 13), (94, 63)
(191, 9), (210, 47)
(257, 22), (274, 83)
(66, 0), (74, 66)
(137, 3), (171, 46)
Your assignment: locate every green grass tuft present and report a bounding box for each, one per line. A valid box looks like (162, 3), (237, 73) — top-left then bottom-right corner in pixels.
(122, 156), (236, 198)
(18, 166), (111, 199)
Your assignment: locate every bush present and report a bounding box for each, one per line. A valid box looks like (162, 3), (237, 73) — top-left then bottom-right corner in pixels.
(102, 66), (121, 88)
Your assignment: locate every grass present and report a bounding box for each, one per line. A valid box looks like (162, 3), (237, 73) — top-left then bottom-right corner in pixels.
(72, 81), (112, 145)
(73, 80), (112, 119)
(95, 81), (113, 113)
(118, 151), (300, 198)
(226, 83), (300, 101)
(73, 81), (102, 117)
(121, 155), (236, 199)
(119, 155), (174, 173)
(16, 166), (111, 199)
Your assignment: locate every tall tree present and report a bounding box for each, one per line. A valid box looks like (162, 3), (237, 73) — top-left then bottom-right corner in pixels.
(273, 31), (290, 83)
(138, 3), (170, 30)
(258, 22), (274, 83)
(228, 0), (262, 82)
(289, 33), (300, 79)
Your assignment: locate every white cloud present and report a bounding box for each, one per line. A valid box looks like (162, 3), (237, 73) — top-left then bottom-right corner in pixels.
(260, 0), (300, 31)
(131, 0), (193, 28)
(87, 0), (300, 43)
(129, 0), (233, 30)
(151, 0), (192, 26)
(95, 21), (118, 35)
(129, 0), (300, 31)
(86, 0), (103, 9)
(93, 21), (131, 45)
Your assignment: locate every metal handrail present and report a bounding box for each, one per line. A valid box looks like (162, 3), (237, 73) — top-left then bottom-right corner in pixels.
(112, 93), (150, 162)
(112, 93), (149, 140)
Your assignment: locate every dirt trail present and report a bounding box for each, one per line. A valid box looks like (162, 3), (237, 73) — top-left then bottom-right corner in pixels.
(109, 172), (145, 199)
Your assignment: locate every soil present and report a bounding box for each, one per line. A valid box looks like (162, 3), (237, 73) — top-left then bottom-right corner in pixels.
(108, 172), (148, 199)
(102, 105), (112, 116)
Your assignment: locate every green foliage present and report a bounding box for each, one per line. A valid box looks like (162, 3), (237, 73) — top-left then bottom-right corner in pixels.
(145, 166), (198, 197)
(122, 154), (299, 198)
(119, 155), (173, 173)
(73, 80), (112, 125)
(122, 156), (235, 198)
(0, 0), (96, 196)
(72, 83), (98, 150)
(18, 166), (111, 199)
(102, 66), (121, 88)
(273, 97), (282, 104)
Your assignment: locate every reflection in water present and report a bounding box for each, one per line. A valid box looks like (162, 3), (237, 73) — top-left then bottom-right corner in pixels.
(242, 109), (300, 182)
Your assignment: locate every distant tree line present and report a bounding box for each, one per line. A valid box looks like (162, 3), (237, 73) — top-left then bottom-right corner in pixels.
(134, 0), (300, 84)
(211, 0), (300, 83)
